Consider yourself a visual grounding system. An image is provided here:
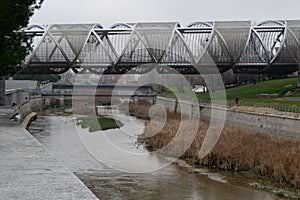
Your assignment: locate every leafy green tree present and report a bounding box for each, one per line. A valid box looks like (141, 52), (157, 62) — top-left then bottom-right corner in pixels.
(0, 0), (44, 77)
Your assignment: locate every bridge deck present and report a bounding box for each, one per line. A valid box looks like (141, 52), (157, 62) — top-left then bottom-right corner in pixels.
(21, 21), (300, 75)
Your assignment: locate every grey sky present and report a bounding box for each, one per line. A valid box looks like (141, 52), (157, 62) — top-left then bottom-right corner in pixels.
(30, 0), (300, 27)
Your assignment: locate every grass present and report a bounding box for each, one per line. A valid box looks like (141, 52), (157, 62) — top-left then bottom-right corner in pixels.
(196, 78), (300, 107)
(77, 116), (123, 132)
(276, 191), (285, 197)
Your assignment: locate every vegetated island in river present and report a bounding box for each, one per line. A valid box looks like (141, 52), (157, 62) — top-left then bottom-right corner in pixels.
(77, 116), (123, 132)
(122, 100), (300, 198)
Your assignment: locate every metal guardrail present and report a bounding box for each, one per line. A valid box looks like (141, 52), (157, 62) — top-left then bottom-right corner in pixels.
(198, 99), (300, 114)
(41, 93), (156, 98)
(158, 94), (300, 114)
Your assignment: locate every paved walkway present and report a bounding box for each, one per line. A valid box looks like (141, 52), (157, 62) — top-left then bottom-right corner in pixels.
(0, 107), (98, 200)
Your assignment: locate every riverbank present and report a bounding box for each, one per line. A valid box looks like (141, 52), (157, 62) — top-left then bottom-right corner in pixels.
(0, 107), (98, 199)
(27, 112), (275, 200)
(127, 100), (300, 198)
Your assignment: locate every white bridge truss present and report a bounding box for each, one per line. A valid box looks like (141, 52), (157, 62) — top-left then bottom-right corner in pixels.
(21, 21), (300, 75)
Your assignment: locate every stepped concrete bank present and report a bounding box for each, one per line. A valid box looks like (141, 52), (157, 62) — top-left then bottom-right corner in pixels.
(157, 96), (300, 140)
(0, 107), (98, 200)
(202, 107), (300, 140)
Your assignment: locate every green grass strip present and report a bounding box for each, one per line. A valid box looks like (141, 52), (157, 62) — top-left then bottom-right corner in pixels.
(77, 116), (123, 132)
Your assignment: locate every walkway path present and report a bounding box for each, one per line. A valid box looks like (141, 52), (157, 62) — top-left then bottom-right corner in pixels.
(0, 107), (98, 200)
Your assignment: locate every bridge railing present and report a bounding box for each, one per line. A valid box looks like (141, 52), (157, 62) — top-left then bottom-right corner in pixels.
(198, 98), (300, 114)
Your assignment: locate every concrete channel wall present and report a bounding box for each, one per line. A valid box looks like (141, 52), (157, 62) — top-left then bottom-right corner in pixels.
(156, 96), (300, 140)
(0, 96), (98, 199)
(15, 102), (32, 121)
(29, 96), (44, 112)
(0, 107), (98, 199)
(5, 89), (29, 107)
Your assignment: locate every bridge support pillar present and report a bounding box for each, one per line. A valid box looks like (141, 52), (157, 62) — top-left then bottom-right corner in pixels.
(45, 97), (51, 108)
(59, 96), (64, 107)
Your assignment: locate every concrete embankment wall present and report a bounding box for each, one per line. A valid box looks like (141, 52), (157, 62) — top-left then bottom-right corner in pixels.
(0, 108), (98, 199)
(13, 102), (32, 122)
(201, 107), (300, 140)
(156, 97), (300, 140)
(29, 96), (44, 112)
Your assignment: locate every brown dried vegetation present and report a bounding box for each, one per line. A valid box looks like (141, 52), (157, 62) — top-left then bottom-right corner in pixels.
(130, 101), (300, 188)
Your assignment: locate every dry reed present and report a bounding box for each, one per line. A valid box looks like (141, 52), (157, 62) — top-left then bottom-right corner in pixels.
(130, 101), (300, 188)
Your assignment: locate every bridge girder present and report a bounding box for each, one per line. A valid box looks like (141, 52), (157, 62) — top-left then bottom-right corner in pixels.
(20, 20), (300, 75)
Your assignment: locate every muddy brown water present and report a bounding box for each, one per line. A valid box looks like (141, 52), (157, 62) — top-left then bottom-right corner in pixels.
(28, 111), (275, 200)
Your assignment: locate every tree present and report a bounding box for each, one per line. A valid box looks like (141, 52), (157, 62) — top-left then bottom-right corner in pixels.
(0, 0), (43, 105)
(0, 0), (44, 77)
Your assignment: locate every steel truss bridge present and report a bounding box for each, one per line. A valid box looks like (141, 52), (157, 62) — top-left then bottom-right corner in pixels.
(21, 20), (300, 75)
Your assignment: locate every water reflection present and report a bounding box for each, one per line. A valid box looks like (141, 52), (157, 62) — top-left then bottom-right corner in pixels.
(28, 114), (274, 200)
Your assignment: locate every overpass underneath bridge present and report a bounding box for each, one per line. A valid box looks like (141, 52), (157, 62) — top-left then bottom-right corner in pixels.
(20, 21), (300, 86)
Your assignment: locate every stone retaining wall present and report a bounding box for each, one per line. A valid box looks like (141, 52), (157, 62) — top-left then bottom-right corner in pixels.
(156, 97), (300, 140)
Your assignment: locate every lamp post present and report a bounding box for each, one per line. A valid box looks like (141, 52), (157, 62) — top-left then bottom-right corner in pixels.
(297, 64), (300, 87)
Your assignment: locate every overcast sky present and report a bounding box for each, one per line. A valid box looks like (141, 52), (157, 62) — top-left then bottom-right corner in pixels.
(30, 0), (300, 27)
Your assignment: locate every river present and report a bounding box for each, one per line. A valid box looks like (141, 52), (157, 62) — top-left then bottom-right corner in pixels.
(28, 110), (275, 200)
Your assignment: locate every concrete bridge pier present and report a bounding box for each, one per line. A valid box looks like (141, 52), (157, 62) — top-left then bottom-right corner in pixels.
(59, 96), (64, 107)
(45, 97), (51, 108)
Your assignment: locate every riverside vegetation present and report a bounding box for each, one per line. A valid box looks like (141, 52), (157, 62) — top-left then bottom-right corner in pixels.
(126, 100), (300, 193)
(77, 116), (123, 132)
